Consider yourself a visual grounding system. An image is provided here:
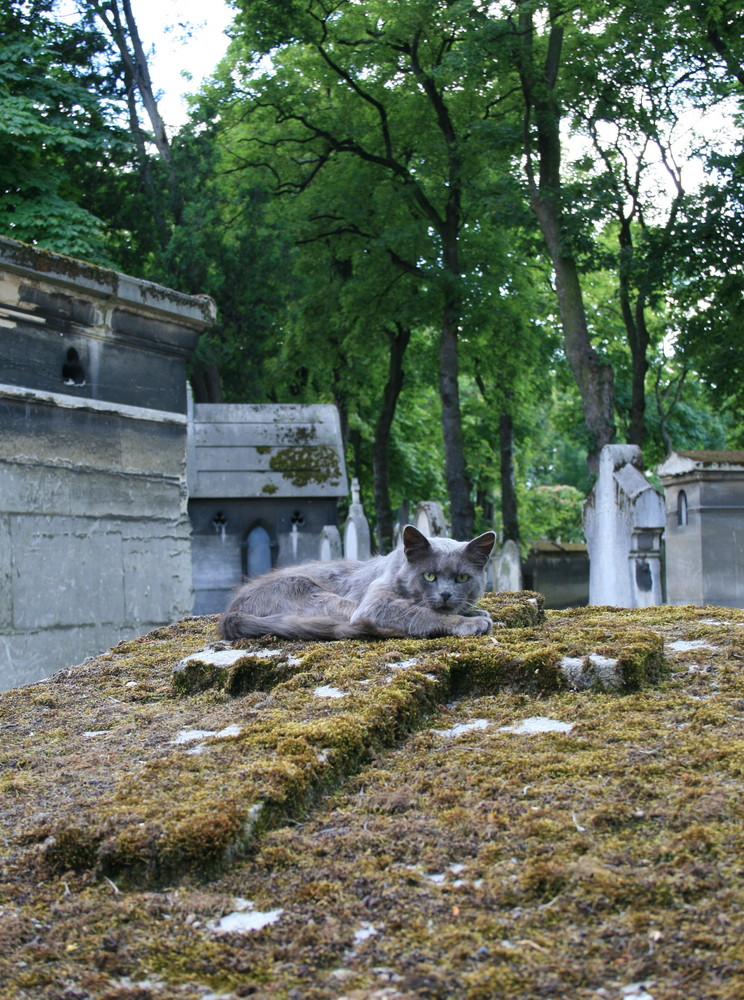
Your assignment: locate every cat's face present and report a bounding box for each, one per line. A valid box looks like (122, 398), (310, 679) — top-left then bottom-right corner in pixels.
(401, 525), (495, 614)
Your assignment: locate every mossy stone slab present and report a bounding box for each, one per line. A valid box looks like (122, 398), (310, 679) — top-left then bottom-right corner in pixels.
(1, 603), (743, 998)
(0, 593), (669, 887)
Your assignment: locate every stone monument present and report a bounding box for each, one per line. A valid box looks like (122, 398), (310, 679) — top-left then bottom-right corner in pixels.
(187, 399), (349, 613)
(493, 539), (523, 592)
(411, 500), (448, 538)
(583, 444), (665, 607)
(343, 478), (371, 561)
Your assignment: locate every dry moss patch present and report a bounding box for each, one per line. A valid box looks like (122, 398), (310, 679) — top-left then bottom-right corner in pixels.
(0, 593), (666, 887)
(1, 600), (742, 998)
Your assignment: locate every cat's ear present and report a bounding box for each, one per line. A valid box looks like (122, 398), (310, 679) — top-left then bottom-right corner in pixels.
(403, 524), (432, 562)
(465, 531), (496, 568)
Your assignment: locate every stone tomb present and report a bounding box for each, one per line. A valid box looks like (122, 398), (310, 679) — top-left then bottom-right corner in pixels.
(0, 236), (215, 690)
(522, 540), (589, 609)
(187, 399), (348, 614)
(583, 444), (665, 608)
(657, 449), (744, 608)
(3, 598), (741, 998)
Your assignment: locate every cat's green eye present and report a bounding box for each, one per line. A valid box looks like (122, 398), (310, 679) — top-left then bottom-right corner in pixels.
(423, 571), (437, 582)
(455, 573), (470, 583)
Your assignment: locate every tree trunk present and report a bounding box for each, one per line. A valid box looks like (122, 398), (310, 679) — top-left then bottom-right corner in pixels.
(372, 324), (411, 554)
(406, 35), (473, 537)
(191, 362), (223, 403)
(517, 7), (615, 474)
(347, 427), (363, 486)
(620, 290), (650, 448)
(440, 297), (474, 539)
(499, 410), (520, 543)
(533, 195), (616, 468)
(90, 0), (182, 224)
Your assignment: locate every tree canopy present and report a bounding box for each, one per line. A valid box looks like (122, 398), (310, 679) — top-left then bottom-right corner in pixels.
(3, 0), (743, 548)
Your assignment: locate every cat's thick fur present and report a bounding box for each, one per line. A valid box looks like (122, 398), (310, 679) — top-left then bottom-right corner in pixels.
(220, 524), (496, 641)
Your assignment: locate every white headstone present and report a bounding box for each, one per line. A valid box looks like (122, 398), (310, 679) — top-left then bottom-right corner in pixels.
(319, 525), (342, 561)
(583, 444), (665, 607)
(494, 539), (522, 592)
(343, 478), (371, 560)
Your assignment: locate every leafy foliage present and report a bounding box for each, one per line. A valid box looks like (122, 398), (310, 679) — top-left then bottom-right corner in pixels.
(0, 1), (131, 262)
(3, 0), (744, 547)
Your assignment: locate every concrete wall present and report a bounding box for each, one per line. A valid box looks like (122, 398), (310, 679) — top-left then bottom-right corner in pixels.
(0, 237), (215, 690)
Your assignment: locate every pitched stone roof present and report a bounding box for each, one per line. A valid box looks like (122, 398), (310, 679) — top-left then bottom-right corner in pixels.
(187, 402), (348, 499)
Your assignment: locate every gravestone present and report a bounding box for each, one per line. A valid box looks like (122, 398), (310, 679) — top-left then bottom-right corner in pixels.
(657, 449), (744, 607)
(583, 444), (665, 607)
(0, 236), (214, 690)
(412, 500), (448, 538)
(343, 478), (371, 561)
(319, 525), (343, 561)
(493, 539), (522, 592)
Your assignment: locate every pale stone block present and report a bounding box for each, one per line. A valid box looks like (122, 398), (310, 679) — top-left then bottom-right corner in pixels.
(583, 445), (665, 608)
(494, 539), (522, 592)
(319, 525), (342, 561)
(122, 530), (194, 623)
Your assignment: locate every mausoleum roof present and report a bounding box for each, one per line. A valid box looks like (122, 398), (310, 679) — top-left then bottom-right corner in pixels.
(657, 448), (744, 477)
(187, 401), (348, 499)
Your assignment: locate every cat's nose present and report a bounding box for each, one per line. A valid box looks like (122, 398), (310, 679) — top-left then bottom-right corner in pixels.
(440, 591), (452, 604)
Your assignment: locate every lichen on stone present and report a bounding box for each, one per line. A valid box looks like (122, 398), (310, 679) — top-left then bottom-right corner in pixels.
(268, 444), (342, 487)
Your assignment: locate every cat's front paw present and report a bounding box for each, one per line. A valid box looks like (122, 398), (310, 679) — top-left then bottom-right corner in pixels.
(468, 608), (492, 619)
(452, 616), (492, 636)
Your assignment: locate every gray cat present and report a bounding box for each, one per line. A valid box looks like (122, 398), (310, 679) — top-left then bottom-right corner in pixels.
(220, 524), (495, 641)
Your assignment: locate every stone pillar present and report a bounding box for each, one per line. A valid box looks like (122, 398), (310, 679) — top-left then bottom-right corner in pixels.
(343, 479), (371, 560)
(582, 444), (665, 607)
(411, 501), (448, 537)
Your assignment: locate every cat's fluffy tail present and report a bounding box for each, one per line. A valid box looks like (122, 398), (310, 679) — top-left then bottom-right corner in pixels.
(220, 611), (399, 641)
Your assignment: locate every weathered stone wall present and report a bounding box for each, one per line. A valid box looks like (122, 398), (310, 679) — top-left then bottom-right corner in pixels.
(658, 449), (744, 608)
(0, 237), (215, 690)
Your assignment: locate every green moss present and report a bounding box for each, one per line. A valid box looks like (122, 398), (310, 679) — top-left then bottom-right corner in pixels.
(0, 595), (676, 888)
(2, 600), (742, 1000)
(171, 648), (296, 696)
(268, 445), (342, 487)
